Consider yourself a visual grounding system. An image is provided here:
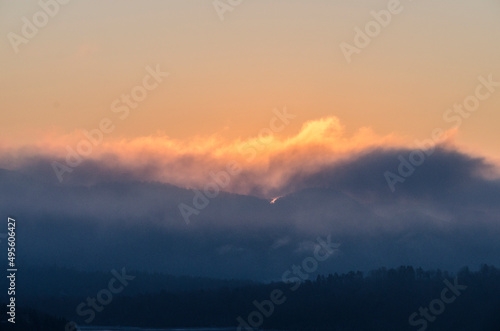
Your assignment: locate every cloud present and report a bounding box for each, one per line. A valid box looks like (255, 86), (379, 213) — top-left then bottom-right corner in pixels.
(1, 117), (499, 279)
(0, 116), (406, 195)
(1, 138), (500, 280)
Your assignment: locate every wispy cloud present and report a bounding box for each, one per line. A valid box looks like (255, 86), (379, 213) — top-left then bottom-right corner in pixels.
(0, 116), (416, 196)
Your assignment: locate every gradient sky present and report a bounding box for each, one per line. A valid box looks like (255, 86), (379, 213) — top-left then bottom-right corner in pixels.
(1, 0), (500, 161)
(1, 0), (500, 280)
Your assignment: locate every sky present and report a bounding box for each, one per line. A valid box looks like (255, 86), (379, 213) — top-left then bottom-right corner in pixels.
(1, 0), (500, 155)
(1, 0), (500, 279)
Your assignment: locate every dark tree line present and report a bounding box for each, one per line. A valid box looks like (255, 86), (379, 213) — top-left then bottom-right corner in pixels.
(4, 265), (500, 330)
(0, 307), (69, 330)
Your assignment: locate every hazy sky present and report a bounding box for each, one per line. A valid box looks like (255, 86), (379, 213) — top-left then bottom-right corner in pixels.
(1, 0), (500, 161)
(1, 0), (500, 279)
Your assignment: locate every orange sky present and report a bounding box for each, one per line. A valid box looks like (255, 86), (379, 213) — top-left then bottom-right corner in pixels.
(1, 0), (500, 165)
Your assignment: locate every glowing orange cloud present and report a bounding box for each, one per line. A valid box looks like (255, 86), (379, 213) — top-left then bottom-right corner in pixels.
(0, 116), (463, 197)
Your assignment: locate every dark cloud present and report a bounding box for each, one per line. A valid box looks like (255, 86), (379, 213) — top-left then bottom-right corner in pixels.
(1, 147), (499, 280)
